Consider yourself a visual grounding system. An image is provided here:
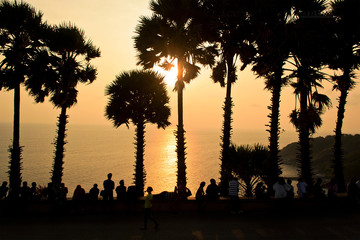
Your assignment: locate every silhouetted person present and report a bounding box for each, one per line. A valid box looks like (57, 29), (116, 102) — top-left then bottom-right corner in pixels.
(0, 181), (8, 200)
(103, 173), (115, 200)
(313, 178), (325, 199)
(29, 182), (38, 200)
(196, 182), (206, 201)
(115, 180), (127, 201)
(59, 183), (68, 201)
(348, 178), (360, 205)
(229, 177), (239, 198)
(273, 178), (287, 199)
(89, 184), (100, 200)
(229, 177), (241, 214)
(206, 178), (219, 201)
(255, 182), (267, 199)
(327, 178), (338, 199)
(142, 187), (159, 230)
(297, 178), (308, 198)
(20, 181), (31, 200)
(45, 182), (58, 201)
(285, 179), (294, 199)
(73, 185), (86, 201)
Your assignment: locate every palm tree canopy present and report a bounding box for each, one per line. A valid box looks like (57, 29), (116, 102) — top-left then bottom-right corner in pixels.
(0, 0), (46, 91)
(329, 0), (360, 88)
(134, 0), (216, 86)
(105, 70), (171, 129)
(204, 0), (255, 87)
(39, 23), (100, 109)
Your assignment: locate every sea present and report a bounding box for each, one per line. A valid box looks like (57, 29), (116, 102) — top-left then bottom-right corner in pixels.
(0, 123), (299, 195)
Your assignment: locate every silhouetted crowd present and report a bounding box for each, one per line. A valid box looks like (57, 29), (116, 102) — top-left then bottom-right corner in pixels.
(1, 174), (360, 206)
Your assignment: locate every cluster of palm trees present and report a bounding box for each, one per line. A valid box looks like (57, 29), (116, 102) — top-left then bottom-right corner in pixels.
(0, 1), (100, 198)
(134, 0), (359, 194)
(1, 0), (358, 199)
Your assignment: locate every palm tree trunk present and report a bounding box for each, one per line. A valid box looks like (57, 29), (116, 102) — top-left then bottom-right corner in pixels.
(220, 60), (234, 196)
(51, 106), (68, 186)
(8, 83), (22, 199)
(267, 68), (282, 188)
(333, 86), (348, 193)
(299, 88), (313, 191)
(135, 120), (146, 197)
(176, 59), (187, 195)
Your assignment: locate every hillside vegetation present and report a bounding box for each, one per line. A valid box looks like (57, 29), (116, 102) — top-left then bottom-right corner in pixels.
(280, 134), (360, 180)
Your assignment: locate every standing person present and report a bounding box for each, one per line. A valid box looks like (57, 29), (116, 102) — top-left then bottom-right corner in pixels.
(297, 178), (308, 198)
(115, 180), (127, 201)
(229, 177), (239, 198)
(103, 173), (115, 200)
(273, 177), (287, 199)
(59, 183), (68, 201)
(327, 178), (338, 199)
(142, 187), (159, 230)
(20, 181), (31, 200)
(30, 182), (38, 200)
(206, 179), (220, 201)
(313, 178), (325, 199)
(229, 177), (240, 214)
(286, 179), (294, 199)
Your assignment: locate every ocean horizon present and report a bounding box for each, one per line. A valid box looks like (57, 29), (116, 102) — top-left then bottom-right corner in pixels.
(1, 122), (315, 195)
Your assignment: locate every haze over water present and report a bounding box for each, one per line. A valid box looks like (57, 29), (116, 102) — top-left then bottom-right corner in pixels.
(1, 123), (314, 195)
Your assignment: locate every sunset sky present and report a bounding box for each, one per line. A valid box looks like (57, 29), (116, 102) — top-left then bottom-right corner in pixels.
(1, 0), (359, 138)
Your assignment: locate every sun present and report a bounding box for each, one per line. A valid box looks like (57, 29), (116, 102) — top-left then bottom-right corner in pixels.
(163, 65), (178, 87)
(153, 58), (178, 87)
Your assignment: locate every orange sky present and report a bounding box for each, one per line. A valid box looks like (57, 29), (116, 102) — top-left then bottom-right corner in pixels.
(1, 0), (359, 140)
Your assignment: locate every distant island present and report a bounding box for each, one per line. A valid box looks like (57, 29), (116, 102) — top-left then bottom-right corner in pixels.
(280, 134), (360, 181)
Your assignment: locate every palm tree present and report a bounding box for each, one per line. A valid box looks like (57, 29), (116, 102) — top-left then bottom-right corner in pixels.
(105, 70), (170, 197)
(202, 0), (255, 196)
(134, 0), (215, 195)
(0, 1), (46, 198)
(288, 0), (333, 190)
(202, 0), (254, 195)
(44, 24), (100, 187)
(228, 143), (269, 197)
(250, 0), (293, 191)
(329, 0), (360, 192)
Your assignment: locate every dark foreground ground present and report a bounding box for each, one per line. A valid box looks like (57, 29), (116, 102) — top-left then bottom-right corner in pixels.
(1, 199), (360, 240)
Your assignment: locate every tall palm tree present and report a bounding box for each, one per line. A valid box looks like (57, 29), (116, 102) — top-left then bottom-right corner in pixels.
(0, 1), (46, 198)
(202, 0), (255, 195)
(329, 0), (360, 192)
(134, 0), (215, 195)
(250, 0), (293, 191)
(105, 70), (171, 196)
(44, 24), (100, 187)
(288, 0), (333, 190)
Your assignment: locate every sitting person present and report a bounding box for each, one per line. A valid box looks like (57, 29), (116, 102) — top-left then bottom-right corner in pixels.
(196, 182), (206, 201)
(88, 184), (100, 200)
(73, 185), (86, 201)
